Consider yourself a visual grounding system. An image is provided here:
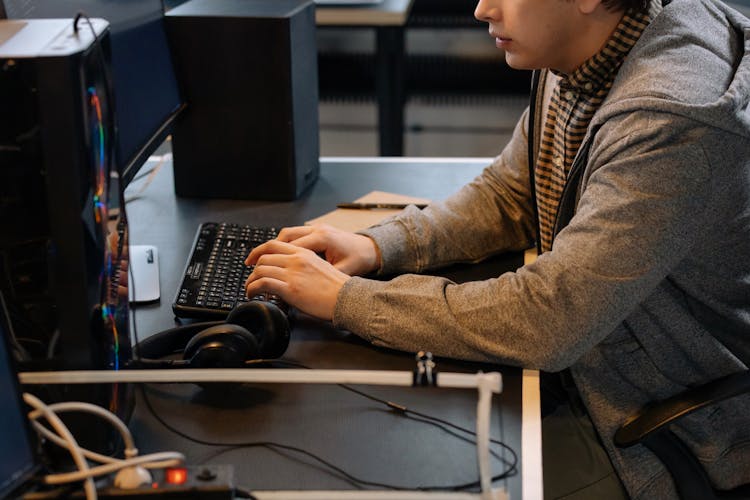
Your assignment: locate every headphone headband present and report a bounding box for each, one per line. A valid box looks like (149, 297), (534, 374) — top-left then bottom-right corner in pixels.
(129, 301), (291, 370)
(134, 321), (222, 361)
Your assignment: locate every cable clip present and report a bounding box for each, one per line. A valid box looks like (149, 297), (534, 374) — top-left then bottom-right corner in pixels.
(413, 351), (437, 386)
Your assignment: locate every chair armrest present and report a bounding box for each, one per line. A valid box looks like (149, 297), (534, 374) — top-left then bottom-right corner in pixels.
(614, 370), (750, 448)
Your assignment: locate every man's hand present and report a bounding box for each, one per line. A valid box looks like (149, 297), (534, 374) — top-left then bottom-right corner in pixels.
(244, 240), (351, 320)
(270, 224), (381, 276)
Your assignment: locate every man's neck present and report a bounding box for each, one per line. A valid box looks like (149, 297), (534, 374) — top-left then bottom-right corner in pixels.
(557, 8), (627, 74)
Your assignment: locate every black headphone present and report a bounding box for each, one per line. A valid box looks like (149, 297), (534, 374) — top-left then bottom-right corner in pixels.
(131, 301), (290, 369)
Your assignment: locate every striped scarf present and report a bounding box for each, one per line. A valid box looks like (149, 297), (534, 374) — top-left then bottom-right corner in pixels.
(534, 7), (656, 252)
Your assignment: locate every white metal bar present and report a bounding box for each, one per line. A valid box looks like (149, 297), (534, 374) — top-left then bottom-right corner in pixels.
(249, 490), (508, 500)
(19, 369), (501, 393)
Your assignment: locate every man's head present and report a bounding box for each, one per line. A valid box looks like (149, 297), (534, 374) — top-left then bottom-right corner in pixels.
(475, 0), (646, 73)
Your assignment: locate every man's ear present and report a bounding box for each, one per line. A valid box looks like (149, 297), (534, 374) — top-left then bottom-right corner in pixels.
(577, 0), (604, 15)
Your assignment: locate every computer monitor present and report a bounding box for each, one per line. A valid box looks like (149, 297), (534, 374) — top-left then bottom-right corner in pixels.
(2, 0), (184, 186)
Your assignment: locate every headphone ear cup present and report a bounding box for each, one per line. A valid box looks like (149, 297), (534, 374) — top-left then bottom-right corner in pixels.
(226, 301), (290, 359)
(183, 323), (260, 368)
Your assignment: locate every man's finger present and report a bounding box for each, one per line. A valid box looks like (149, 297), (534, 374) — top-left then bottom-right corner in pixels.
(277, 225), (314, 243)
(284, 232), (327, 252)
(244, 240), (298, 265)
(254, 253), (292, 269)
(245, 276), (287, 300)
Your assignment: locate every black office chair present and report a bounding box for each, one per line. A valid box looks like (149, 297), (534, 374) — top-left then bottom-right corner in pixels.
(614, 370), (750, 500)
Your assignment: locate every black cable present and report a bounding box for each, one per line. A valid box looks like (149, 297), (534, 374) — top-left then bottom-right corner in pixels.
(252, 358), (518, 472)
(196, 443), (367, 491)
(136, 356), (516, 491)
(400, 413), (512, 466)
(138, 387), (397, 490)
(73, 13), (85, 33)
(143, 389), (514, 491)
(399, 415), (518, 488)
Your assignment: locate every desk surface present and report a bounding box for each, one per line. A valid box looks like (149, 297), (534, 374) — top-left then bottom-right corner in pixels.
(125, 156), (540, 499)
(315, 0), (414, 26)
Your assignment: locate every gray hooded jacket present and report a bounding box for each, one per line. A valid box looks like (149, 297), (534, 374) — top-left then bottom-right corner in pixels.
(333, 0), (750, 497)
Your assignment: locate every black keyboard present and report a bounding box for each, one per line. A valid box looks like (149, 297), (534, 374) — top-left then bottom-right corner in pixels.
(172, 222), (287, 319)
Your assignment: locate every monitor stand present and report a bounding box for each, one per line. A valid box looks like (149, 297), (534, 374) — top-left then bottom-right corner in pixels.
(128, 245), (160, 303)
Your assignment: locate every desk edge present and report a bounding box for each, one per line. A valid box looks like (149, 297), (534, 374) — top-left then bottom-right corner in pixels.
(522, 369), (543, 500)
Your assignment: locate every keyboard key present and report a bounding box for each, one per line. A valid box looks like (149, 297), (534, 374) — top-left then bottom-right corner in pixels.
(173, 222), (285, 319)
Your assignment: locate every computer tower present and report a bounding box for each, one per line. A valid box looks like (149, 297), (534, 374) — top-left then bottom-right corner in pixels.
(166, 0), (320, 201)
(0, 18), (132, 452)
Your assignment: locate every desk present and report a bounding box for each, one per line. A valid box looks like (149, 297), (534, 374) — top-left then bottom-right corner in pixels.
(125, 156), (541, 499)
(316, 0), (415, 156)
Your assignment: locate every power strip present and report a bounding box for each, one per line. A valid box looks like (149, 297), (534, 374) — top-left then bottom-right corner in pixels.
(24, 465), (234, 499)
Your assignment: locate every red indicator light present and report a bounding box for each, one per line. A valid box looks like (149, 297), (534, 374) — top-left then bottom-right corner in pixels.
(165, 468), (188, 485)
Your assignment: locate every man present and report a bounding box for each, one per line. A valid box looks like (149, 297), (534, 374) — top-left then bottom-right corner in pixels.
(245, 0), (750, 497)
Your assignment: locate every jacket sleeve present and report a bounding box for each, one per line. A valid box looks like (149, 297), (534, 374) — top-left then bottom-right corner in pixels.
(334, 111), (712, 371)
(358, 107), (537, 275)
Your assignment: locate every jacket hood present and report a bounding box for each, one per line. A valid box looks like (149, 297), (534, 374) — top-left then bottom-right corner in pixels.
(596, 0), (750, 136)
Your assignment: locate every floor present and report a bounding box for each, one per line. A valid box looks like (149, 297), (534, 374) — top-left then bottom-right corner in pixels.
(319, 95), (527, 158)
(317, 26), (528, 158)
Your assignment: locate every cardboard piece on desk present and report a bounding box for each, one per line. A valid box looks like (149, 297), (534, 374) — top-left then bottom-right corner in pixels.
(306, 190), (430, 232)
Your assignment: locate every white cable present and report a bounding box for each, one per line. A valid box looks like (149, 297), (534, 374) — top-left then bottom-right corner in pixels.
(23, 393), (97, 500)
(28, 401), (136, 452)
(29, 420), (181, 470)
(26, 396), (184, 490)
(30, 420), (117, 465)
(29, 400), (138, 465)
(44, 451), (185, 485)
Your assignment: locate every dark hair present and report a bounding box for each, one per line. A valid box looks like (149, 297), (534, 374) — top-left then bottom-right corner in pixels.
(602, 0), (649, 12)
